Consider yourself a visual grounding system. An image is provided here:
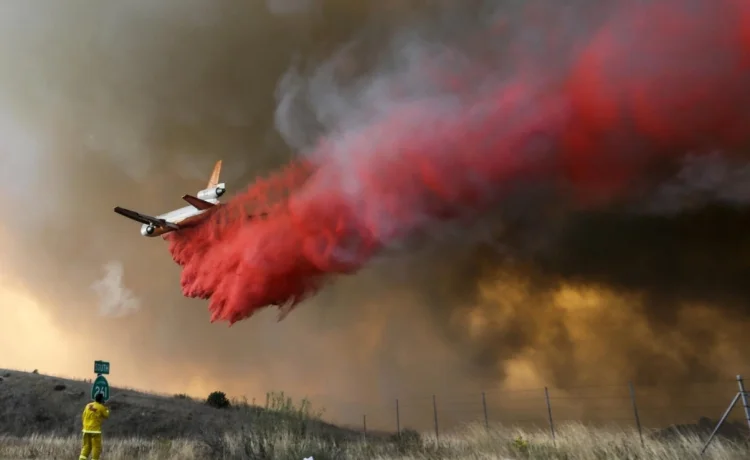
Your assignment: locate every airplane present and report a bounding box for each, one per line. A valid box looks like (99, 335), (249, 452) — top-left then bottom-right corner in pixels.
(114, 160), (227, 237)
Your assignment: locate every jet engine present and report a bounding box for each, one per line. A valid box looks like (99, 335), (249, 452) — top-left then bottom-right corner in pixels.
(197, 182), (226, 201)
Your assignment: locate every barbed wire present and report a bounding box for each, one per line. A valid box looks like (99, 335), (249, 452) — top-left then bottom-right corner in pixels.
(291, 377), (750, 435)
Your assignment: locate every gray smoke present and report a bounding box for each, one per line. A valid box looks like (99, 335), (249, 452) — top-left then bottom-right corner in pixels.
(0, 1), (509, 428)
(0, 0), (748, 432)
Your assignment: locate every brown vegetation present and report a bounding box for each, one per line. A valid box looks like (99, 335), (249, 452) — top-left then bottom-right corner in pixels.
(1, 369), (748, 459)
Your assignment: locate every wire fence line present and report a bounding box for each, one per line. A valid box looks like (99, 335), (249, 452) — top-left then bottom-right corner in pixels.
(23, 367), (750, 442)
(291, 375), (750, 439)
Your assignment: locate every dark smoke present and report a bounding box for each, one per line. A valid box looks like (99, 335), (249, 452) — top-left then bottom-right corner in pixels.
(411, 198), (750, 388)
(0, 0), (434, 403)
(293, 0), (750, 412)
(0, 0), (748, 432)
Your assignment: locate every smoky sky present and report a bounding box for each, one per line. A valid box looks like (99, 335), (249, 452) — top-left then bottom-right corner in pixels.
(0, 0), (749, 432)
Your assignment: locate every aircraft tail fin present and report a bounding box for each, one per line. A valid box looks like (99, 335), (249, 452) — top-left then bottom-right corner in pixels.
(207, 160), (222, 189)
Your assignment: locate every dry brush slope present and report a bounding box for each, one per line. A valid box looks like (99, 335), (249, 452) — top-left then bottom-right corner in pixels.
(3, 370), (750, 459)
(0, 368), (357, 440)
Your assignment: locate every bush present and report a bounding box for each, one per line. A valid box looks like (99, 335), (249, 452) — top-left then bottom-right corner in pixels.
(265, 391), (324, 419)
(260, 391), (327, 438)
(390, 428), (423, 454)
(512, 435), (530, 455)
(206, 391), (230, 409)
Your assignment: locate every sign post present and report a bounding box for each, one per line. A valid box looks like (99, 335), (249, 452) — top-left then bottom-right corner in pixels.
(91, 360), (110, 402)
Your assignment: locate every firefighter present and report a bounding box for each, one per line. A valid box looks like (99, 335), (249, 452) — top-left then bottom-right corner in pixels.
(79, 393), (110, 460)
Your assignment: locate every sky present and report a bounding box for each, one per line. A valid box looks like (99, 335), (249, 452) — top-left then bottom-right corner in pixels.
(0, 0), (749, 432)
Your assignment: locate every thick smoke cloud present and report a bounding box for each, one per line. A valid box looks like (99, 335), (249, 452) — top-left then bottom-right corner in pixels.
(263, 0), (750, 409)
(0, 0), (504, 429)
(0, 0), (748, 432)
(0, 0), (404, 406)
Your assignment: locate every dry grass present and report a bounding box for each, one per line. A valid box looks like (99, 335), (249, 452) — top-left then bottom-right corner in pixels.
(1, 422), (748, 459)
(1, 369), (748, 459)
(0, 369), (357, 441)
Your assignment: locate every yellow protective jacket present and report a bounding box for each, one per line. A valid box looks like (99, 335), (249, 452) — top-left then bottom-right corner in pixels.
(81, 401), (110, 433)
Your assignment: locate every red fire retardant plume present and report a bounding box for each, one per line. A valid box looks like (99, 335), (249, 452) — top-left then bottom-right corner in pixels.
(165, 0), (750, 324)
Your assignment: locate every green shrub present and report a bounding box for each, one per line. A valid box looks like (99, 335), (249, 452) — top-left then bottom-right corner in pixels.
(206, 391), (230, 409)
(512, 435), (530, 456)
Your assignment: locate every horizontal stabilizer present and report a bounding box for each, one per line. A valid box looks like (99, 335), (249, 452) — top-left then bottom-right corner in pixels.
(182, 194), (215, 210)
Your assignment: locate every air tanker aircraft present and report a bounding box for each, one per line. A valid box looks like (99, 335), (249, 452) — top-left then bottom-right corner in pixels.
(114, 160), (226, 237)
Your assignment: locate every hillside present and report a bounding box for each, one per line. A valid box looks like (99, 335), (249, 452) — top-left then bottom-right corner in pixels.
(0, 369), (359, 441)
(3, 369), (750, 459)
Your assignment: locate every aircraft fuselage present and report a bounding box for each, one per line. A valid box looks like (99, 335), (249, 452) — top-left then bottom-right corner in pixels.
(140, 198), (219, 236)
(114, 160), (227, 238)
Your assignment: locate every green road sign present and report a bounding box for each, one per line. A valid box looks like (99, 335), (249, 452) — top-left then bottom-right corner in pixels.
(94, 360), (110, 375)
(91, 375), (110, 402)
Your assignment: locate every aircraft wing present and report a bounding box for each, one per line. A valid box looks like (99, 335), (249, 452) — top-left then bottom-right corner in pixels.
(182, 194), (216, 210)
(113, 206), (180, 230)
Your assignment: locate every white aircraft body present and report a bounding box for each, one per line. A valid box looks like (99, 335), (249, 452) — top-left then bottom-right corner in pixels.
(114, 160), (226, 237)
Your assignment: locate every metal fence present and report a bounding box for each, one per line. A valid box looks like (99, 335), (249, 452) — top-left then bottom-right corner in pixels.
(44, 367), (750, 448)
(290, 375), (750, 442)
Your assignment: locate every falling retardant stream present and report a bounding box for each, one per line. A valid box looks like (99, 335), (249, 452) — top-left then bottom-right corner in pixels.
(165, 0), (750, 324)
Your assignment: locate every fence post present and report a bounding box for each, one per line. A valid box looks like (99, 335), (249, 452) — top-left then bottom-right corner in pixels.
(395, 398), (401, 437)
(701, 392), (741, 455)
(628, 381), (644, 447)
(544, 387), (556, 447)
(482, 392), (489, 431)
(736, 375), (750, 432)
(363, 414), (367, 440)
(433, 394), (439, 440)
